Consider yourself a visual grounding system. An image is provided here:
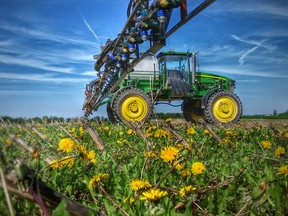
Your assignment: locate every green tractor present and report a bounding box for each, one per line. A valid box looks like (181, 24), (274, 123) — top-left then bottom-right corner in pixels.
(100, 50), (242, 124)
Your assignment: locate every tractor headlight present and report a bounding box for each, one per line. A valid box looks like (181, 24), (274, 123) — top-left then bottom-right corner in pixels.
(228, 80), (235, 92)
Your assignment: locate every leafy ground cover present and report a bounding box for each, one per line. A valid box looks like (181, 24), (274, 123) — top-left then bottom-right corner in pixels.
(0, 118), (287, 215)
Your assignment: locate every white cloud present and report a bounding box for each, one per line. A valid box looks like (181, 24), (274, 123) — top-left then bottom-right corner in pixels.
(0, 90), (57, 96)
(238, 46), (259, 65)
(81, 71), (97, 76)
(202, 65), (288, 78)
(0, 72), (92, 84)
(0, 21), (100, 48)
(212, 0), (288, 19)
(0, 54), (75, 74)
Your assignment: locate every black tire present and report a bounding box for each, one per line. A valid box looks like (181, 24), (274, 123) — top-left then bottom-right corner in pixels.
(113, 88), (152, 124)
(106, 102), (117, 123)
(182, 99), (206, 123)
(204, 91), (242, 124)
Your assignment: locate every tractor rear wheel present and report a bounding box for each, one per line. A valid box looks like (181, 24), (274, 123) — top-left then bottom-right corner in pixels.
(182, 99), (205, 123)
(204, 91), (242, 124)
(114, 88), (152, 124)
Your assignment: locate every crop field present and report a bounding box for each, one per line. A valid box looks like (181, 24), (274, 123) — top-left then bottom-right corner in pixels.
(0, 118), (287, 216)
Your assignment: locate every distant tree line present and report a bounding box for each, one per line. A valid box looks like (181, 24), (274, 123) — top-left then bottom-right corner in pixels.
(242, 110), (288, 119)
(1, 110), (287, 124)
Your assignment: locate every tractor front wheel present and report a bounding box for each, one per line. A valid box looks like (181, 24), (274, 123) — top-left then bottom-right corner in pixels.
(114, 88), (152, 124)
(204, 91), (242, 124)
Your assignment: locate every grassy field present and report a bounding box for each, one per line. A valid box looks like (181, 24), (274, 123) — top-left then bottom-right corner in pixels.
(0, 118), (287, 215)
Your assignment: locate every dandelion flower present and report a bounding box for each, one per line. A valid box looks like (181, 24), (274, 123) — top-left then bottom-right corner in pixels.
(261, 141), (271, 149)
(89, 174), (109, 188)
(87, 150), (97, 164)
(58, 138), (75, 153)
(154, 129), (168, 138)
(191, 162), (206, 175)
(275, 147), (285, 157)
(127, 129), (134, 135)
(181, 169), (190, 178)
(49, 156), (75, 169)
(160, 146), (179, 163)
(130, 179), (152, 191)
(179, 185), (196, 197)
(119, 131), (124, 136)
(175, 162), (185, 171)
(277, 165), (288, 177)
(187, 127), (195, 135)
(5, 138), (12, 145)
(79, 127), (84, 137)
(140, 188), (168, 201)
(165, 118), (172, 123)
(143, 151), (156, 158)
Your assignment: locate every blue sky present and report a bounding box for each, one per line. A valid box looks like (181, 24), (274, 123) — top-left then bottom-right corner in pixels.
(0, 0), (287, 118)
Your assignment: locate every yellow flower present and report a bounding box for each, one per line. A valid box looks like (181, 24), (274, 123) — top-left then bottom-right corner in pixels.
(104, 126), (109, 131)
(130, 179), (152, 191)
(277, 165), (288, 177)
(119, 131), (124, 136)
(140, 188), (168, 201)
(191, 162), (206, 175)
(154, 129), (168, 138)
(160, 146), (179, 163)
(5, 138), (12, 145)
(181, 169), (190, 178)
(79, 127), (84, 137)
(225, 130), (233, 136)
(175, 162), (185, 171)
(89, 174), (109, 188)
(275, 147), (285, 157)
(129, 197), (135, 204)
(261, 141), (271, 149)
(165, 118), (172, 123)
(279, 129), (288, 137)
(179, 185), (196, 197)
(204, 129), (211, 136)
(69, 127), (76, 133)
(143, 151), (156, 158)
(77, 144), (88, 156)
(187, 137), (194, 143)
(87, 150), (97, 164)
(58, 138), (75, 153)
(187, 127), (195, 135)
(116, 138), (127, 145)
(48, 156), (75, 169)
(123, 197), (136, 204)
(127, 129), (134, 135)
(146, 132), (153, 137)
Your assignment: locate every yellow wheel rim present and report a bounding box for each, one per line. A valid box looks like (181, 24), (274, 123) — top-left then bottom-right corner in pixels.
(212, 96), (238, 123)
(121, 95), (148, 122)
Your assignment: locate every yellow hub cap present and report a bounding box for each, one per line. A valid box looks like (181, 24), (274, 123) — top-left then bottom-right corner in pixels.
(121, 95), (148, 122)
(212, 96), (238, 122)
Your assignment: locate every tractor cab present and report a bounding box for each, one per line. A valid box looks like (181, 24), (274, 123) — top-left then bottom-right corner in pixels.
(157, 51), (192, 98)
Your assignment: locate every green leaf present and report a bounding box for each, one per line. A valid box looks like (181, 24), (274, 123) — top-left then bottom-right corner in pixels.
(52, 199), (70, 216)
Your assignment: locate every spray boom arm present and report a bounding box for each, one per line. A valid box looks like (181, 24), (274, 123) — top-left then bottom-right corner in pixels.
(82, 0), (216, 117)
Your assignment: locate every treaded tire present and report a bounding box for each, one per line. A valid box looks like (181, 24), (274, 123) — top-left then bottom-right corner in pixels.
(106, 102), (117, 123)
(204, 91), (242, 124)
(113, 88), (152, 124)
